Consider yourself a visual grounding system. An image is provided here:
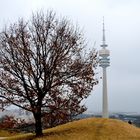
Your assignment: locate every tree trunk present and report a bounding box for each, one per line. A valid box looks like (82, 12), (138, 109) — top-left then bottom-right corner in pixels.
(34, 112), (43, 137)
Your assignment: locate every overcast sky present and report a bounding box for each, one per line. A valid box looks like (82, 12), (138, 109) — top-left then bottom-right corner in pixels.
(0, 0), (140, 113)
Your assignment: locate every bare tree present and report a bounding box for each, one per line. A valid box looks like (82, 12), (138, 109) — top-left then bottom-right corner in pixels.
(0, 11), (98, 136)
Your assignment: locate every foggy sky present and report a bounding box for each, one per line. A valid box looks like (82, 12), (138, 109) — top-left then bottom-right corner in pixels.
(0, 0), (140, 113)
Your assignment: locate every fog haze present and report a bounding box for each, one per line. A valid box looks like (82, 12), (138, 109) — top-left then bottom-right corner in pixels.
(0, 0), (140, 113)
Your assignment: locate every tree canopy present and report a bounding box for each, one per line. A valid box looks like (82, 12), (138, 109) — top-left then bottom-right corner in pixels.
(0, 11), (98, 136)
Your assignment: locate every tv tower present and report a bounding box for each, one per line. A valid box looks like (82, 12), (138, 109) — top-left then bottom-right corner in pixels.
(99, 18), (110, 118)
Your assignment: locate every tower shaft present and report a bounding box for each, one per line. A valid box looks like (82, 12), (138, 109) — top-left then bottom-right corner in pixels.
(102, 68), (108, 118)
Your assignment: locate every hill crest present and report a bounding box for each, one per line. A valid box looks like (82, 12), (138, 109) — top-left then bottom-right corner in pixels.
(41, 118), (140, 140)
(8, 118), (140, 140)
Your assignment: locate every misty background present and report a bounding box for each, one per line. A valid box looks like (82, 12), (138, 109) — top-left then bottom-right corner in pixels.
(0, 0), (140, 113)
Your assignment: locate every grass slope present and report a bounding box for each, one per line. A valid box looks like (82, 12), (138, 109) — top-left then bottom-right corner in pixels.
(7, 118), (140, 140)
(0, 130), (17, 137)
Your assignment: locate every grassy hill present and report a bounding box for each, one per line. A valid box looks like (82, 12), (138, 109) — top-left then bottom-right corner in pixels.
(6, 118), (140, 140)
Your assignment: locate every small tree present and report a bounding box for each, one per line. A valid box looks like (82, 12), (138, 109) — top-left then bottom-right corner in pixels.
(0, 115), (26, 129)
(0, 11), (98, 136)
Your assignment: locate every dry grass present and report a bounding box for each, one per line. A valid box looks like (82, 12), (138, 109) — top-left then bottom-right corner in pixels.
(5, 133), (35, 140)
(0, 130), (18, 137)
(6, 118), (140, 140)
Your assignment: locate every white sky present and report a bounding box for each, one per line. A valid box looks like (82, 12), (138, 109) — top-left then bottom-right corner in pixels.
(0, 0), (140, 113)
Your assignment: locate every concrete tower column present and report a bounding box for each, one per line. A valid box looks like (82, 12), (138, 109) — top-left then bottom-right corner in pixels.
(103, 67), (108, 118)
